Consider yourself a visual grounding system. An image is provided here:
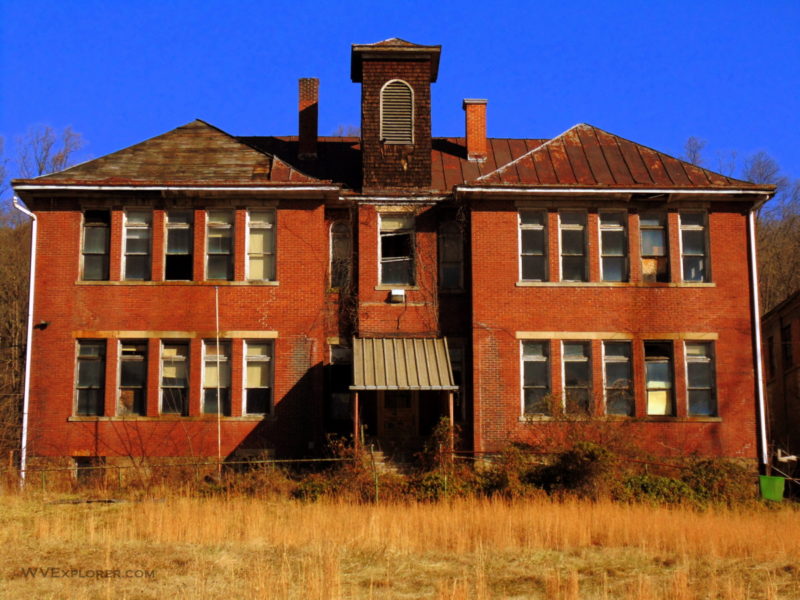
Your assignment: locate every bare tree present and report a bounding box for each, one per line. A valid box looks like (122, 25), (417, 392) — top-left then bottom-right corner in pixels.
(681, 136), (707, 166)
(16, 125), (84, 178)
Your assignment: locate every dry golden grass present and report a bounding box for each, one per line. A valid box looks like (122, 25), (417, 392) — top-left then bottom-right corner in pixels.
(0, 492), (798, 599)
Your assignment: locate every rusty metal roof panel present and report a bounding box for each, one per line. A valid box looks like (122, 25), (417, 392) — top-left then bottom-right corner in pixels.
(351, 337), (457, 391)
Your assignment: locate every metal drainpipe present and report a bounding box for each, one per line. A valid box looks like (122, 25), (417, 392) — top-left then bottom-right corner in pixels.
(11, 197), (36, 486)
(748, 206), (769, 469)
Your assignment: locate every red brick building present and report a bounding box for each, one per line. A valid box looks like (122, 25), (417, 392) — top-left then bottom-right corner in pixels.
(12, 39), (775, 468)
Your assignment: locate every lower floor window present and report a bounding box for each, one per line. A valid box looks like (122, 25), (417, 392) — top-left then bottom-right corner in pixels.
(161, 342), (189, 415)
(645, 341), (674, 416)
(563, 342), (591, 414)
(603, 341), (633, 416)
(245, 341), (273, 414)
(686, 342), (716, 416)
(76, 340), (105, 416)
(204, 341), (231, 415)
(522, 341), (550, 415)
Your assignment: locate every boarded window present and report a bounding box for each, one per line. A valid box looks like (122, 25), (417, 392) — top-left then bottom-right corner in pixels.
(522, 341), (550, 415)
(245, 342), (272, 415)
(76, 340), (105, 415)
(165, 211), (193, 280)
(560, 211), (587, 282)
(330, 221), (352, 288)
(604, 341), (633, 416)
(161, 342), (188, 415)
(124, 210), (151, 280)
(680, 212), (708, 282)
(600, 212), (628, 282)
(203, 341), (231, 415)
(82, 210), (110, 281)
(640, 213), (669, 282)
(519, 210), (547, 281)
(380, 80), (413, 144)
(380, 214), (414, 285)
(207, 211), (233, 280)
(686, 342), (716, 416)
(438, 221), (463, 290)
(248, 210), (275, 281)
(645, 341), (674, 415)
(119, 342), (147, 415)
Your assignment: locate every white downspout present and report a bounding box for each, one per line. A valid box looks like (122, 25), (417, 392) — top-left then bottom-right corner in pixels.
(748, 207), (769, 468)
(12, 196), (36, 486)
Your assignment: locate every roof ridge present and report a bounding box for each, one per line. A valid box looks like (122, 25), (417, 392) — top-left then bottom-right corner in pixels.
(475, 123), (585, 182)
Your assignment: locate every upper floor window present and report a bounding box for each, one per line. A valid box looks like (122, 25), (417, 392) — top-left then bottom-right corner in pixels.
(207, 211), (233, 280)
(245, 341), (273, 415)
(380, 80), (413, 144)
(119, 341), (147, 416)
(203, 341), (230, 415)
(560, 211), (587, 282)
(76, 340), (105, 416)
(161, 342), (188, 415)
(603, 341), (633, 416)
(380, 214), (415, 285)
(686, 342), (716, 416)
(82, 210), (110, 281)
(767, 336), (775, 378)
(165, 210), (193, 281)
(247, 210), (276, 281)
(330, 220), (352, 288)
(781, 325), (793, 367)
(563, 341), (591, 414)
(645, 341), (674, 415)
(522, 341), (550, 415)
(680, 212), (708, 282)
(519, 210), (547, 281)
(640, 213), (669, 282)
(438, 221), (463, 290)
(123, 210), (152, 281)
(600, 211), (628, 282)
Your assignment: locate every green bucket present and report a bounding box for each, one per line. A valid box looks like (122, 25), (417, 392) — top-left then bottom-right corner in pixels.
(759, 475), (785, 502)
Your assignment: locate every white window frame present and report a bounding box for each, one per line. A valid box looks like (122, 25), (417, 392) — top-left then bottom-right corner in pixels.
(81, 209), (111, 281)
(679, 211), (710, 282)
(599, 210), (628, 282)
(164, 210), (193, 281)
(378, 213), (415, 286)
(521, 341), (551, 416)
(118, 340), (148, 416)
(519, 209), (548, 282)
(558, 210), (587, 282)
(685, 341), (716, 416)
(206, 210), (234, 281)
(640, 212), (669, 283)
(202, 340), (231, 415)
(244, 340), (273, 416)
(246, 209), (276, 281)
(644, 340), (674, 416)
(123, 210), (152, 281)
(160, 341), (189, 415)
(562, 341), (591, 414)
(75, 339), (106, 416)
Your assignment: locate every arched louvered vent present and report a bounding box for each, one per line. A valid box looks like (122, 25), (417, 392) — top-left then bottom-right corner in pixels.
(381, 80), (413, 144)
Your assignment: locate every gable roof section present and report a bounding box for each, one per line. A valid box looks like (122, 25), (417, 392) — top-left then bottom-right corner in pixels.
(475, 123), (769, 190)
(16, 120), (327, 187)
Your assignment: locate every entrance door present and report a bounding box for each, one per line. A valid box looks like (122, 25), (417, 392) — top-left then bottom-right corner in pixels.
(377, 391), (418, 454)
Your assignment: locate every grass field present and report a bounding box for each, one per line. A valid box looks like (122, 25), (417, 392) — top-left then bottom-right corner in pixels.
(1, 491), (798, 599)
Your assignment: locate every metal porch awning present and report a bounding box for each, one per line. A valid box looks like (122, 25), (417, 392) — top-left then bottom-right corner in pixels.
(350, 337), (458, 391)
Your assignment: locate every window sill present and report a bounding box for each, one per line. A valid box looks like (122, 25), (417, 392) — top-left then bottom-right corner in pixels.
(374, 284), (419, 291)
(515, 281), (716, 288)
(518, 415), (722, 423)
(76, 281), (280, 286)
(68, 415), (273, 422)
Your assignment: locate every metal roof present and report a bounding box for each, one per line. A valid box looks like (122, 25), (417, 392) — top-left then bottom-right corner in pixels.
(351, 337), (458, 391)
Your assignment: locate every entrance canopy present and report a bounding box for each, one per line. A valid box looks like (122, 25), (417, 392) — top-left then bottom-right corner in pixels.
(350, 337), (458, 391)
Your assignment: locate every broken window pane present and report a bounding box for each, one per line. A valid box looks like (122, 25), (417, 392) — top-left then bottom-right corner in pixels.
(645, 341), (673, 415)
(166, 211), (193, 280)
(245, 341), (272, 414)
(119, 342), (147, 415)
(640, 213), (669, 282)
(380, 215), (415, 285)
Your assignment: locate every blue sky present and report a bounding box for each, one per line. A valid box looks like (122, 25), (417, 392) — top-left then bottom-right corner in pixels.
(1, 0), (798, 180)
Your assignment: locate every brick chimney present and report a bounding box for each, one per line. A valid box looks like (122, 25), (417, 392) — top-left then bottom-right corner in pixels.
(298, 78), (319, 160)
(463, 99), (488, 162)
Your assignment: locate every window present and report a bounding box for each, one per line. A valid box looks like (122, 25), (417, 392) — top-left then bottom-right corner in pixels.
(522, 341), (550, 415)
(245, 341), (273, 415)
(380, 214), (415, 285)
(248, 210), (275, 281)
(380, 79), (413, 144)
(203, 341), (231, 415)
(161, 342), (188, 415)
(600, 212), (628, 282)
(165, 210), (193, 280)
(330, 221), (352, 288)
(448, 341), (466, 422)
(563, 342), (591, 414)
(680, 212), (708, 282)
(119, 342), (147, 416)
(645, 341), (674, 415)
(767, 336), (775, 378)
(82, 210), (110, 281)
(519, 210), (547, 281)
(207, 210), (233, 280)
(438, 221), (463, 290)
(640, 213), (669, 282)
(603, 341), (633, 416)
(327, 344), (351, 421)
(686, 342), (716, 416)
(76, 340), (105, 415)
(560, 211), (587, 281)
(781, 325), (793, 367)
(123, 210), (151, 280)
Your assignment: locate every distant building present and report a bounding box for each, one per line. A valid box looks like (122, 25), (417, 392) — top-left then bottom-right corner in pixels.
(12, 39), (775, 467)
(762, 290), (800, 460)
